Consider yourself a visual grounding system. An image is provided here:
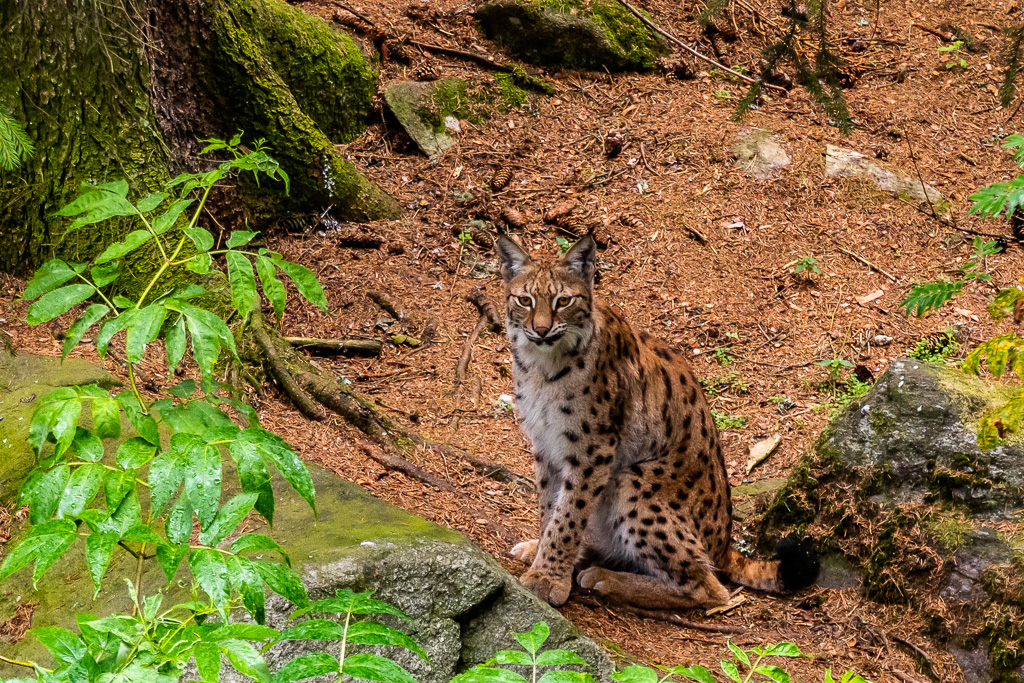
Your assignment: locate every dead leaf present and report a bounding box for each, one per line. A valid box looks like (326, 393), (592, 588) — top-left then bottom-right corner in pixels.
(855, 290), (884, 305)
(745, 434), (782, 474)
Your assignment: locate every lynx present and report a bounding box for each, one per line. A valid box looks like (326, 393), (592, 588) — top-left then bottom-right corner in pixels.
(497, 235), (817, 608)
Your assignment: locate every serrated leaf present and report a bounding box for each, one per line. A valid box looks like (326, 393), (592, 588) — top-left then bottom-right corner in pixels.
(165, 494), (194, 545)
(346, 622), (427, 659)
(90, 394), (121, 440)
(165, 314), (187, 377)
(254, 560), (309, 607)
(26, 283), (95, 325)
(226, 251), (258, 317)
(271, 258), (329, 314)
(0, 518), (78, 585)
(301, 589), (408, 620)
(754, 665), (791, 683)
(254, 256), (287, 323)
(763, 642), (803, 657)
(30, 626), (87, 664)
(61, 304), (110, 360)
(230, 441), (275, 524)
(103, 468), (136, 511)
(233, 428), (315, 516)
(70, 427), (104, 463)
(187, 252), (213, 275)
(96, 309), (139, 358)
(115, 390), (160, 446)
(153, 198), (195, 234)
(181, 312), (221, 380)
(136, 192), (167, 213)
(537, 672), (593, 683)
(156, 543), (189, 585)
(227, 231), (258, 248)
(727, 640), (750, 667)
(218, 638), (271, 683)
(175, 433), (222, 528)
(227, 554), (267, 624)
(493, 651), (533, 666)
(899, 280), (963, 318)
(342, 653), (417, 683)
(90, 261), (121, 288)
(536, 649), (587, 666)
(29, 387), (82, 457)
(125, 303), (168, 363)
(121, 524), (165, 545)
(148, 447), (186, 515)
(514, 622), (550, 655)
(169, 379), (197, 399)
(24, 464), (69, 524)
(184, 226), (215, 252)
(720, 661), (741, 683)
(24, 260), (88, 301)
(271, 652), (339, 683)
(611, 667), (657, 683)
(95, 230), (154, 265)
(666, 666), (715, 683)
(111, 487), (142, 534)
(451, 667), (529, 683)
(278, 619), (345, 641)
(231, 533), (289, 564)
(191, 549), (230, 617)
(199, 492), (258, 547)
(207, 623), (280, 641)
(193, 642), (221, 683)
(57, 463), (104, 517)
(116, 437), (156, 471)
(85, 532), (118, 597)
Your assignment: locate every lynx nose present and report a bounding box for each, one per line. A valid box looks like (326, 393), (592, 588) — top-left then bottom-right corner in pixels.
(533, 324), (551, 338)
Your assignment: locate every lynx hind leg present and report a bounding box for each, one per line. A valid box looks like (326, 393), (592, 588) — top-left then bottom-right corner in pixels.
(577, 565), (730, 610)
(510, 539), (539, 564)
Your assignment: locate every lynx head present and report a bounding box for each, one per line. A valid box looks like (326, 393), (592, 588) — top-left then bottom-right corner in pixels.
(496, 235), (597, 351)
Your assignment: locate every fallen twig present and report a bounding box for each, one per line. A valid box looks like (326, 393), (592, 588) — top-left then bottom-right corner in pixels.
(575, 596), (746, 634)
(408, 39), (515, 74)
(911, 22), (954, 42)
(357, 445), (456, 492)
(888, 633), (939, 683)
(333, 1), (375, 27)
(368, 291), (404, 320)
(466, 289), (503, 332)
(837, 247), (897, 282)
(457, 315), (490, 385)
(284, 337), (383, 356)
(613, 0), (786, 93)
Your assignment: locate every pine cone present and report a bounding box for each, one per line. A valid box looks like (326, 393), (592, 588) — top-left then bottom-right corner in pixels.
(490, 165), (514, 190)
(383, 39), (410, 64)
(619, 213), (645, 230)
(554, 211), (592, 235)
(543, 201), (575, 224)
(604, 129), (626, 157)
(657, 57), (695, 80)
(411, 62), (440, 81)
(500, 207), (527, 230)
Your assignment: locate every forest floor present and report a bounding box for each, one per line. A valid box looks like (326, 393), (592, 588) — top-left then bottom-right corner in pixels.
(5, 0), (1024, 679)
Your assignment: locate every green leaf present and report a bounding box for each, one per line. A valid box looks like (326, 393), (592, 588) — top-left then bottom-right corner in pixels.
(121, 524), (165, 545)
(754, 665), (791, 683)
(537, 673), (594, 683)
(227, 231), (258, 248)
(153, 198), (195, 234)
(90, 262), (121, 287)
(342, 653), (417, 683)
(30, 626), (87, 664)
(763, 642), (803, 658)
(346, 621), (427, 659)
(184, 226), (215, 252)
(255, 256), (287, 323)
(611, 666), (658, 683)
(227, 555), (267, 624)
(95, 230), (154, 265)
(720, 661), (741, 683)
(26, 283), (95, 324)
(233, 428), (315, 515)
(57, 183), (136, 233)
(193, 642), (222, 683)
(23, 464), (69, 524)
(115, 390), (160, 446)
(29, 387), (82, 457)
(57, 463), (104, 517)
(136, 191), (168, 213)
(727, 640), (750, 667)
(536, 650), (587, 666)
(451, 666), (529, 683)
(103, 468), (135, 510)
(116, 437), (156, 471)
(96, 309), (139, 358)
(493, 651), (533, 666)
(514, 622), (550, 655)
(0, 518), (78, 585)
(302, 589), (408, 620)
(181, 310), (224, 380)
(85, 532), (118, 597)
(91, 394), (121, 440)
(176, 433), (222, 528)
(111, 487), (142, 534)
(61, 304), (110, 360)
(665, 666), (715, 683)
(191, 549), (230, 617)
(899, 280), (963, 318)
(125, 303), (168, 363)
(226, 251), (258, 317)
(231, 441), (275, 524)
(231, 533), (289, 564)
(168, 379), (197, 399)
(166, 494), (194, 545)
(272, 653), (339, 683)
(156, 543), (189, 585)
(165, 314), (187, 376)
(148, 448), (186, 515)
(23, 260), (88, 301)
(207, 623), (280, 642)
(218, 638), (271, 683)
(187, 252), (213, 275)
(199, 492), (258, 547)
(278, 619), (345, 641)
(254, 560), (309, 607)
(271, 258), (329, 313)
(70, 427), (104, 463)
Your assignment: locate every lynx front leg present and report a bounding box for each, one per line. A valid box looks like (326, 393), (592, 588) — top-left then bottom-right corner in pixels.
(521, 446), (615, 606)
(512, 454), (561, 565)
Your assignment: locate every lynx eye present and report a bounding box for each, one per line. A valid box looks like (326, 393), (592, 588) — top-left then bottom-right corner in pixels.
(517, 295), (533, 307)
(555, 296), (572, 308)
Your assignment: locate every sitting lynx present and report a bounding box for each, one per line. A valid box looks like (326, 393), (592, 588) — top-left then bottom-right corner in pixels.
(497, 235), (818, 608)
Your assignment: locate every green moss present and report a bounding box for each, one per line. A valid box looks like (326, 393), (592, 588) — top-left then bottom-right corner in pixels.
(868, 410), (896, 436)
(493, 73), (529, 111)
(532, 0), (662, 69)
(862, 516), (909, 603)
(924, 512), (973, 551)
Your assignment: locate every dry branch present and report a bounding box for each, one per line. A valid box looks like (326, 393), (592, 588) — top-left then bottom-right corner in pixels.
(456, 315), (490, 385)
(357, 445), (456, 492)
(284, 337), (383, 356)
(837, 248), (897, 282)
(575, 596), (745, 634)
(252, 320), (328, 421)
(466, 289), (503, 332)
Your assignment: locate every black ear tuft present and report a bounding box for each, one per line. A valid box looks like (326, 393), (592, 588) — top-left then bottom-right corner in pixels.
(559, 234), (597, 281)
(496, 236), (532, 281)
(775, 535), (820, 591)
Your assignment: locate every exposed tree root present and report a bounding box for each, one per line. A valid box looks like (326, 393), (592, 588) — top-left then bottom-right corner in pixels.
(284, 336), (383, 356)
(252, 318), (328, 421)
(457, 289), (503, 385)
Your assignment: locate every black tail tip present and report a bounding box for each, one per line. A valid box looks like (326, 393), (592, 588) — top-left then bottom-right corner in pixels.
(775, 535), (820, 592)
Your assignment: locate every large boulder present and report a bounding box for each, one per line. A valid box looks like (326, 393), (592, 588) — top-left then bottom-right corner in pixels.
(757, 358), (1024, 682)
(0, 356), (611, 682)
(475, 0), (668, 72)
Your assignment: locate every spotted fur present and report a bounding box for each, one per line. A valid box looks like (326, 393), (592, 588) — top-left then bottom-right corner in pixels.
(497, 235), (818, 608)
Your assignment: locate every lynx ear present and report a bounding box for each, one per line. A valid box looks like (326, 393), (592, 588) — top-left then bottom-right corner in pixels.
(559, 234), (597, 281)
(496, 236), (532, 281)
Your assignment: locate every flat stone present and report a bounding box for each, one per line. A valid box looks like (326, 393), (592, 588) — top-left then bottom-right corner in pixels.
(732, 128), (789, 178)
(825, 144), (944, 207)
(384, 81), (458, 157)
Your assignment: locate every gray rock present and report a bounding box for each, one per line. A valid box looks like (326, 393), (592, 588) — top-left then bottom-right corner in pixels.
(825, 145), (944, 207)
(732, 129), (789, 178)
(384, 81), (459, 157)
(475, 0), (668, 72)
(948, 642), (992, 683)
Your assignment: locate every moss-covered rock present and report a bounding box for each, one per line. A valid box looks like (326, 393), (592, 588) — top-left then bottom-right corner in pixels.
(475, 0), (668, 72)
(756, 358), (1024, 681)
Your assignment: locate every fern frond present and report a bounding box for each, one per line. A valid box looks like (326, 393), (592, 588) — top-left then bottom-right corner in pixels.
(899, 280), (963, 318)
(0, 106), (34, 171)
(968, 176), (1024, 218)
(697, 0), (729, 28)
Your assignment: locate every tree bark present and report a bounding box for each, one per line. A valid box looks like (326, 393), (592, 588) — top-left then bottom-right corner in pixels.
(0, 0), (398, 276)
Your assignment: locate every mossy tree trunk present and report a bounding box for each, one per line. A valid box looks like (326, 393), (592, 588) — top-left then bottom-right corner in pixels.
(0, 0), (398, 278)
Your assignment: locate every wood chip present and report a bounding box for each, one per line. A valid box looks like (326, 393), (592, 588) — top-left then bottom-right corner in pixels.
(745, 434), (782, 474)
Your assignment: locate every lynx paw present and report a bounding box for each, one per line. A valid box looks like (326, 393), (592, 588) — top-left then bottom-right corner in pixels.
(520, 569), (571, 606)
(510, 539), (539, 564)
(576, 567), (612, 593)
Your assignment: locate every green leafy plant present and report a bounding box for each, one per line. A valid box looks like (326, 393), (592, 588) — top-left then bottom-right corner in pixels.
(909, 330), (960, 362)
(969, 134), (1024, 218)
(793, 256), (821, 276)
(453, 622), (592, 683)
(899, 280), (963, 318)
(713, 411), (748, 431)
(817, 357), (853, 381)
(555, 237), (572, 255)
(712, 347), (734, 365)
(713, 88), (732, 99)
(938, 40), (968, 69)
(0, 105), (34, 170)
(700, 370), (749, 398)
